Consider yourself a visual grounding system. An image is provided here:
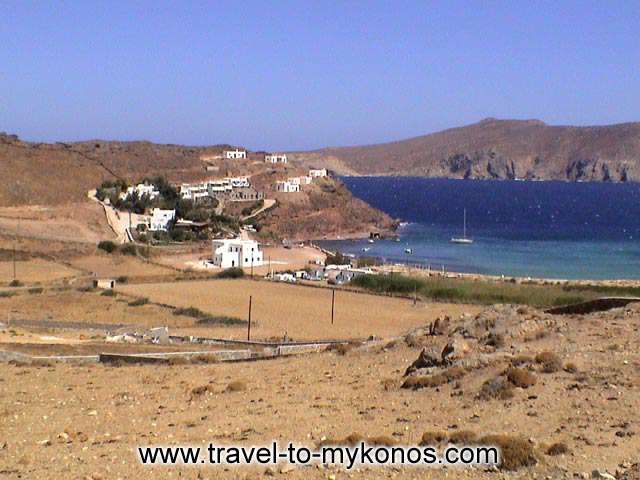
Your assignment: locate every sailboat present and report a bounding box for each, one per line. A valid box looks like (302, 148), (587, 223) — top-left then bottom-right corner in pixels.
(450, 208), (473, 244)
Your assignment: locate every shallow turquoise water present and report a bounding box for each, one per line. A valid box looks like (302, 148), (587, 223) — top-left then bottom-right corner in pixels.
(320, 177), (640, 280)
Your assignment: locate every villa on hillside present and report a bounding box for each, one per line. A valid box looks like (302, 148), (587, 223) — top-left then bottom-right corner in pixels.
(288, 176), (312, 186)
(309, 168), (328, 178)
(148, 208), (176, 231)
(119, 183), (160, 200)
(212, 238), (263, 268)
(223, 149), (247, 159)
(275, 180), (300, 193)
(265, 153), (288, 164)
(180, 177), (263, 203)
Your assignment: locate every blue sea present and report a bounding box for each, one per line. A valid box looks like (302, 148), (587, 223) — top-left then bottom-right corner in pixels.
(319, 177), (640, 280)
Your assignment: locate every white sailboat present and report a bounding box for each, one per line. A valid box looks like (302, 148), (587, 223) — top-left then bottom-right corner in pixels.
(451, 208), (473, 244)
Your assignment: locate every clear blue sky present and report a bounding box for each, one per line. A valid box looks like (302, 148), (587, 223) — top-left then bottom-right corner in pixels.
(1, 1), (639, 150)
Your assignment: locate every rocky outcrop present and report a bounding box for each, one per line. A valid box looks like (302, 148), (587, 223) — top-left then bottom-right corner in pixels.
(291, 118), (640, 182)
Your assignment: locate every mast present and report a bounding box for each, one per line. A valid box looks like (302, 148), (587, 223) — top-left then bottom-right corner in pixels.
(463, 209), (466, 239)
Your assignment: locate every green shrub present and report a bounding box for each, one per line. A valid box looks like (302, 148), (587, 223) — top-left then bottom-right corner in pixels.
(216, 267), (245, 279)
(120, 244), (138, 256)
(128, 297), (149, 307)
(351, 274), (424, 295)
(101, 289), (117, 297)
(0, 291), (16, 298)
(28, 287), (44, 295)
(116, 275), (128, 284)
(97, 240), (117, 253)
(9, 279), (23, 287)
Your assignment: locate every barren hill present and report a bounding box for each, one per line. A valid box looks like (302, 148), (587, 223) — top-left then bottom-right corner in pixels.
(0, 133), (393, 239)
(290, 118), (640, 181)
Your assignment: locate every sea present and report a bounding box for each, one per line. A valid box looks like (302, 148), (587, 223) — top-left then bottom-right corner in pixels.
(318, 177), (640, 280)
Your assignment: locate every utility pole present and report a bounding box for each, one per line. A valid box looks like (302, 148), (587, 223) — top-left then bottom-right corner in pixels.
(331, 289), (335, 325)
(247, 295), (252, 341)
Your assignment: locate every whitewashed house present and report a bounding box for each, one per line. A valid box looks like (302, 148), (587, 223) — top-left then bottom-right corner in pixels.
(148, 208), (176, 232)
(223, 149), (247, 159)
(309, 168), (328, 178)
(265, 153), (288, 164)
(120, 183), (160, 200)
(180, 183), (210, 202)
(288, 176), (312, 186)
(276, 180), (300, 193)
(226, 176), (250, 188)
(211, 238), (263, 268)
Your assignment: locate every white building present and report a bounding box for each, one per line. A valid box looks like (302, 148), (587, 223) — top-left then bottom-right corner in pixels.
(276, 180), (300, 193)
(120, 183), (160, 200)
(212, 238), (263, 268)
(148, 208), (175, 232)
(265, 153), (288, 164)
(180, 183), (210, 201)
(223, 149), (247, 159)
(226, 176), (250, 188)
(309, 168), (328, 178)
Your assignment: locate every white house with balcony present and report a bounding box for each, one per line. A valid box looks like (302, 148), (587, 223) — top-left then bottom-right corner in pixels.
(223, 149), (247, 159)
(309, 168), (328, 178)
(148, 208), (176, 232)
(211, 238), (263, 268)
(265, 153), (288, 164)
(276, 180), (300, 193)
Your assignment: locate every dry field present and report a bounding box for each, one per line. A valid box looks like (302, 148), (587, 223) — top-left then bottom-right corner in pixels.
(0, 202), (115, 244)
(1, 302), (639, 479)
(0, 259), (81, 284)
(117, 279), (478, 341)
(68, 253), (177, 279)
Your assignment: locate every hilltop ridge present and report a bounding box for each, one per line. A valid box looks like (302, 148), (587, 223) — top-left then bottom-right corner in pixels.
(289, 118), (640, 181)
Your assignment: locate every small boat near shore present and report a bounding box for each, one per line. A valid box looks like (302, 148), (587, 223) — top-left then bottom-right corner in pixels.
(451, 208), (473, 244)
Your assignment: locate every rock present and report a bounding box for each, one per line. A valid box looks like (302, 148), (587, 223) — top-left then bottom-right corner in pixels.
(592, 470), (616, 480)
(441, 338), (470, 363)
(404, 348), (440, 376)
(87, 410), (98, 416)
(280, 463), (295, 473)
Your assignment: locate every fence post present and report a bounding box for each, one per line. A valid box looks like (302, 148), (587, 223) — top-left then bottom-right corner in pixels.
(331, 289), (335, 325)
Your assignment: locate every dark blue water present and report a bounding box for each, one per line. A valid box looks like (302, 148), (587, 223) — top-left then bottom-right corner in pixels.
(320, 177), (640, 280)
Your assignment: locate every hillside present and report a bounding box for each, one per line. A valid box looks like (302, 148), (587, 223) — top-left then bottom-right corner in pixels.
(289, 118), (640, 182)
(0, 133), (393, 239)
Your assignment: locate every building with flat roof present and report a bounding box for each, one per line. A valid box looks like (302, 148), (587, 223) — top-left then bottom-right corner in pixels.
(211, 238), (263, 268)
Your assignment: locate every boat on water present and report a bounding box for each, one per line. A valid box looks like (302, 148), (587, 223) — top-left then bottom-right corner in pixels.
(451, 208), (473, 244)
(362, 247), (370, 252)
(404, 248), (413, 254)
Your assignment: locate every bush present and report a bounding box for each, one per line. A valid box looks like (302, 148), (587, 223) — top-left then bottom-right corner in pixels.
(535, 351), (562, 373)
(128, 297), (149, 307)
(120, 244), (138, 256)
(448, 430), (477, 444)
(510, 354), (534, 366)
(506, 368), (537, 388)
(116, 276), (129, 284)
(563, 362), (579, 374)
(216, 267), (245, 279)
(101, 289), (117, 297)
(351, 273), (424, 295)
(9, 279), (23, 287)
(0, 291), (16, 298)
(479, 434), (537, 471)
(97, 240), (117, 253)
(478, 377), (514, 401)
(419, 431), (448, 446)
(546, 442), (569, 456)
(28, 287), (44, 295)
(196, 316), (246, 326)
(225, 380), (247, 392)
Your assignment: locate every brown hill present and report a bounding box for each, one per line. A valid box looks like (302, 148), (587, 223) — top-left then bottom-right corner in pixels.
(289, 118), (640, 181)
(0, 133), (393, 239)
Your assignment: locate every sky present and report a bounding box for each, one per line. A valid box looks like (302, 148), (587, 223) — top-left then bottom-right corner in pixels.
(1, 1), (639, 151)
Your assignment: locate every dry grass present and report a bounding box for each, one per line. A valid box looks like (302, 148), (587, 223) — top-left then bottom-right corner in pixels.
(479, 434), (538, 471)
(506, 367), (537, 388)
(535, 351), (563, 373)
(448, 430), (477, 444)
(419, 431), (448, 446)
(225, 380), (247, 393)
(546, 442), (570, 456)
(478, 377), (515, 400)
(118, 279), (479, 341)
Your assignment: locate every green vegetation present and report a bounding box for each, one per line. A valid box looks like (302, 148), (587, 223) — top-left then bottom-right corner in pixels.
(351, 273), (598, 308)
(173, 306), (245, 325)
(325, 251), (351, 266)
(97, 240), (117, 253)
(128, 297), (149, 307)
(8, 279), (23, 287)
(216, 267), (245, 279)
